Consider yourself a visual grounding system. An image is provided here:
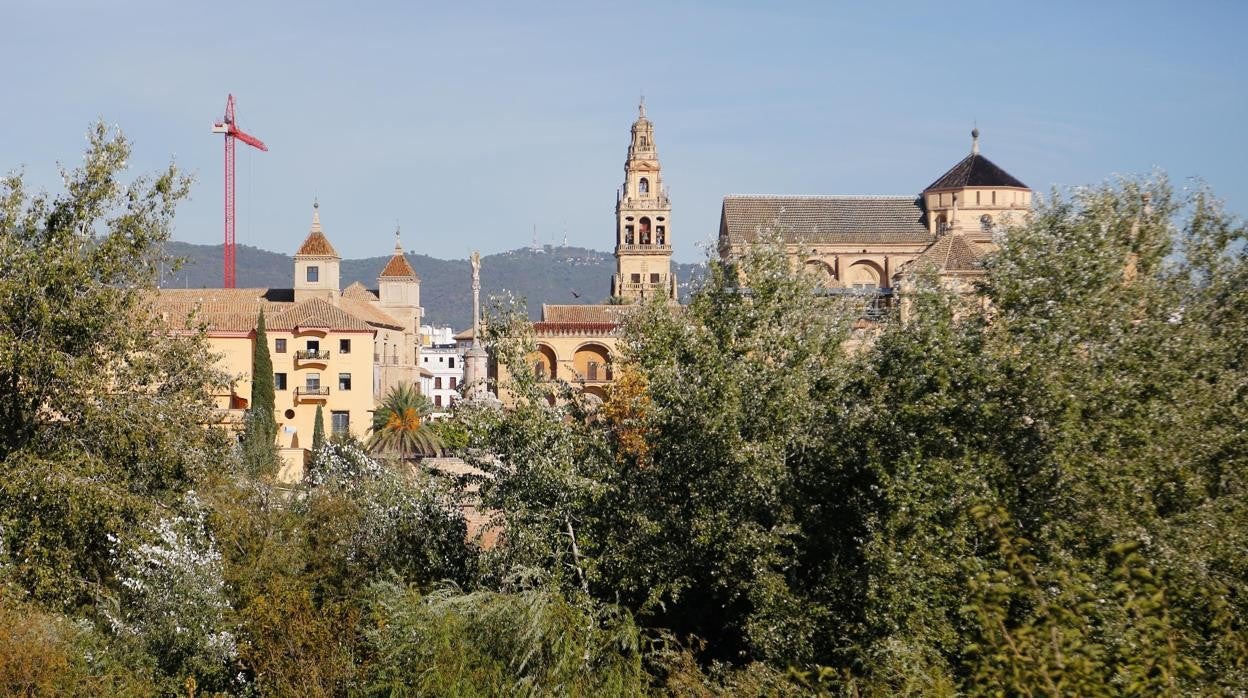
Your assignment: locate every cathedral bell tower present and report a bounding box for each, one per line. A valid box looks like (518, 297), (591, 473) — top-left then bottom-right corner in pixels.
(611, 98), (677, 301)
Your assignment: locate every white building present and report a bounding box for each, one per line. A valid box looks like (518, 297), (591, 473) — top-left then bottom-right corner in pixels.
(419, 325), (464, 414)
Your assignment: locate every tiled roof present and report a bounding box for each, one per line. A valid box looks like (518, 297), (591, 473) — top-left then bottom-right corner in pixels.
(338, 296), (406, 331)
(150, 288), (392, 334)
(380, 251), (418, 279)
(924, 153), (1027, 192)
(147, 288), (282, 333)
(342, 282), (379, 301)
(296, 230), (339, 257)
(541, 304), (630, 324)
(268, 297), (373, 332)
(453, 327), (474, 341)
(912, 233), (985, 273)
(720, 195), (934, 246)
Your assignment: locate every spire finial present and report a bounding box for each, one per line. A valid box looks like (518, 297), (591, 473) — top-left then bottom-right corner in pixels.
(639, 94), (646, 118)
(311, 198), (322, 231)
(394, 222), (403, 254)
(971, 126), (980, 155)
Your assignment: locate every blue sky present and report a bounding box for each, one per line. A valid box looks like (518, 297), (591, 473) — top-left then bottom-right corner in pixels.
(4, 1), (1245, 263)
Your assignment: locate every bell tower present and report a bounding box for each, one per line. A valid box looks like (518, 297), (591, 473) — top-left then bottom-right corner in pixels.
(611, 98), (676, 301)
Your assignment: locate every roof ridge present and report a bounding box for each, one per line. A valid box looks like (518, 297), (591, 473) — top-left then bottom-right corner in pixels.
(724, 194), (918, 200)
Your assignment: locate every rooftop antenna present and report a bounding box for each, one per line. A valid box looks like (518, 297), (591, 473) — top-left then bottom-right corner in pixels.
(531, 223), (539, 250)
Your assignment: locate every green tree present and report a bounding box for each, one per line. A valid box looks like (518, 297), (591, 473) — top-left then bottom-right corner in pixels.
(312, 404), (326, 453)
(0, 122), (228, 609)
(239, 309), (279, 477)
(250, 308), (275, 433)
(366, 383), (443, 461)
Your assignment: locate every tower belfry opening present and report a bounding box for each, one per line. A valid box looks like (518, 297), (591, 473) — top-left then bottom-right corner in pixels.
(611, 100), (676, 301)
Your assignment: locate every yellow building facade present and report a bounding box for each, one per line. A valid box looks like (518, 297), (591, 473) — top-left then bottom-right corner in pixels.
(151, 204), (425, 473)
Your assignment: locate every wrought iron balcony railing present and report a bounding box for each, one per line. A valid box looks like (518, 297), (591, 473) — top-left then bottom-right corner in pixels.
(295, 349), (330, 360)
(294, 386), (330, 398)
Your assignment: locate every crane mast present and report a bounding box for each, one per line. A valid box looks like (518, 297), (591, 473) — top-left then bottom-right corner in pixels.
(211, 94), (268, 288)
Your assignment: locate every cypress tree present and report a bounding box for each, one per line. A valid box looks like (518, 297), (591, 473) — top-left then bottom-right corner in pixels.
(250, 309), (275, 436)
(312, 404), (326, 453)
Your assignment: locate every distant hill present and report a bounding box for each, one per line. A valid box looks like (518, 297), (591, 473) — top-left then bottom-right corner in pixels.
(161, 242), (704, 329)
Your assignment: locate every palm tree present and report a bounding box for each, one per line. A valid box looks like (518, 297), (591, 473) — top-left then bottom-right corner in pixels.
(366, 382), (444, 461)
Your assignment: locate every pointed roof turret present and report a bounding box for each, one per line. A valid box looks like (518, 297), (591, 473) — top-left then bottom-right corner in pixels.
(379, 226), (418, 279)
(296, 200), (340, 257)
(924, 129), (1027, 192)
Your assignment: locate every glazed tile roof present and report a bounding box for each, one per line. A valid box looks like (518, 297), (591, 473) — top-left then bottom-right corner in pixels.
(720, 195), (934, 246)
(924, 153), (1027, 192)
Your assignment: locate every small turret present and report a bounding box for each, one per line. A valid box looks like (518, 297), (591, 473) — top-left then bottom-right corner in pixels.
(294, 200), (342, 302)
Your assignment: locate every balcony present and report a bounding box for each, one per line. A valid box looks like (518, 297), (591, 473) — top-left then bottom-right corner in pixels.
(294, 386), (330, 400)
(618, 281), (670, 293)
(295, 349), (330, 361)
(618, 243), (671, 253)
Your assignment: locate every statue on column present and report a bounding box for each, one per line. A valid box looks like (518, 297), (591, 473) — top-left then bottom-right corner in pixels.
(463, 250), (494, 403)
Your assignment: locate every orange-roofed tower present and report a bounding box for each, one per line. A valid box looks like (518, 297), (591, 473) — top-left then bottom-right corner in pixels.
(377, 227), (422, 335)
(294, 201), (342, 302)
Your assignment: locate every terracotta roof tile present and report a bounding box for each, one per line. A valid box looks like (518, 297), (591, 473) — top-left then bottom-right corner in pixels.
(912, 233), (985, 273)
(540, 304), (631, 324)
(380, 252), (418, 279)
(342, 282), (379, 301)
(146, 288), (281, 333)
(337, 297), (406, 331)
(268, 297), (372, 332)
(296, 230), (339, 257)
(720, 195), (934, 246)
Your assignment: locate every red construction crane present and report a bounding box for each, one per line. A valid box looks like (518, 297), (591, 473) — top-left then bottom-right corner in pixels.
(211, 94), (268, 288)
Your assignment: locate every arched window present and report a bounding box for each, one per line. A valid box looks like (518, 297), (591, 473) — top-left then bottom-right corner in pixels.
(846, 261), (881, 290)
(639, 178), (649, 195)
(640, 136), (648, 147)
(639, 217), (652, 245)
(936, 214), (949, 235)
(980, 214), (993, 233)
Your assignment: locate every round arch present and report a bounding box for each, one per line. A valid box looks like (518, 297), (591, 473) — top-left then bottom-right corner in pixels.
(572, 342), (612, 382)
(845, 260), (884, 290)
(529, 343), (558, 381)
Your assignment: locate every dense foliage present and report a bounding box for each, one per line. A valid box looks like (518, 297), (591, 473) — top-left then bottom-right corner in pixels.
(466, 177), (1248, 693)
(2, 127), (1245, 695)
